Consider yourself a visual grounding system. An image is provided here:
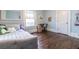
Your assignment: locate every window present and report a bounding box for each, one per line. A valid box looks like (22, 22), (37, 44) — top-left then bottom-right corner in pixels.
(25, 11), (35, 26)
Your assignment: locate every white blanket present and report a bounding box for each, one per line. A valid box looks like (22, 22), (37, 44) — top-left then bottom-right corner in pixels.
(0, 29), (37, 43)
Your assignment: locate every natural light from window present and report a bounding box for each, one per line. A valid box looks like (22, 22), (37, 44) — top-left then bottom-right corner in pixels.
(25, 10), (35, 26)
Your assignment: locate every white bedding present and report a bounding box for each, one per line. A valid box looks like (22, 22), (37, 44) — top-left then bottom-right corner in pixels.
(0, 29), (37, 43)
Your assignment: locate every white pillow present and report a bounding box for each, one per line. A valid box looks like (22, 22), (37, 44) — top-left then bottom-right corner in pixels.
(6, 24), (20, 31)
(7, 27), (16, 32)
(14, 25), (20, 30)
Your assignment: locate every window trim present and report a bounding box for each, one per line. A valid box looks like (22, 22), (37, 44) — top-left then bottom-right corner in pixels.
(24, 10), (36, 27)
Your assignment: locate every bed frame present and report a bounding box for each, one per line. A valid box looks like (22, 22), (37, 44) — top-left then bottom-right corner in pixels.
(0, 37), (38, 49)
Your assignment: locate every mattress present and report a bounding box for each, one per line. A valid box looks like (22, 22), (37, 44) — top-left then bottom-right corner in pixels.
(0, 29), (37, 43)
(0, 29), (37, 49)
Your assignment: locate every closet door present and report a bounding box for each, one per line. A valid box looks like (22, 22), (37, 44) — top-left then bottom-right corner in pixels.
(56, 10), (69, 34)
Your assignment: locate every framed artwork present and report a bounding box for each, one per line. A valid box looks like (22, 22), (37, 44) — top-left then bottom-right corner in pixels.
(75, 13), (79, 26)
(40, 16), (43, 19)
(48, 16), (52, 22)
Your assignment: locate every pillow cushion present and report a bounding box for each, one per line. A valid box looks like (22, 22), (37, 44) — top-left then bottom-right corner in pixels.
(0, 25), (8, 35)
(0, 28), (7, 35)
(7, 27), (16, 32)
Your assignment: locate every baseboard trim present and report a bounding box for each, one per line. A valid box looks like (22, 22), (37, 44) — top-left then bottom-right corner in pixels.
(68, 33), (79, 38)
(47, 28), (79, 38)
(47, 28), (57, 33)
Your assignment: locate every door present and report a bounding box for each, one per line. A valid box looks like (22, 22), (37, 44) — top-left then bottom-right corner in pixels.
(56, 10), (69, 34)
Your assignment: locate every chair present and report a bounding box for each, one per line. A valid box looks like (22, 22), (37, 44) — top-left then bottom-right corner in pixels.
(37, 24), (48, 32)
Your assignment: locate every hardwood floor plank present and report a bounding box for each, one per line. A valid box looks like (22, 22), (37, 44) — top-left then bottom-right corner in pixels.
(32, 31), (79, 49)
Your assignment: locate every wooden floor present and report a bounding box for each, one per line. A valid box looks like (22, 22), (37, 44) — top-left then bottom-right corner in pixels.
(33, 31), (79, 49)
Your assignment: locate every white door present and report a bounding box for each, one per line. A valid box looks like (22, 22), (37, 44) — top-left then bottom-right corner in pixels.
(56, 10), (69, 34)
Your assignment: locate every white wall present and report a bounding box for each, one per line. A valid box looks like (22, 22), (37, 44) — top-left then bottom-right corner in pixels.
(25, 10), (45, 33)
(35, 10), (45, 24)
(70, 10), (79, 38)
(25, 10), (79, 38)
(2, 10), (79, 37)
(0, 10), (25, 28)
(43, 10), (57, 32)
(0, 10), (46, 33)
(43, 10), (79, 38)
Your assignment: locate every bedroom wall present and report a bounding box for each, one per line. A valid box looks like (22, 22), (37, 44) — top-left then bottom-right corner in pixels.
(0, 10), (24, 28)
(36, 10), (45, 24)
(25, 10), (45, 33)
(43, 10), (79, 38)
(43, 10), (71, 35)
(25, 10), (57, 33)
(70, 10), (79, 38)
(70, 10), (79, 33)
(43, 10), (57, 32)
(0, 10), (46, 33)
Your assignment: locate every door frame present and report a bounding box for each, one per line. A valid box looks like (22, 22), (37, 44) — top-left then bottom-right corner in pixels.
(56, 10), (70, 35)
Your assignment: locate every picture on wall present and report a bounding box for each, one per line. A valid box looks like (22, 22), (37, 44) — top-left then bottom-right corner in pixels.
(75, 13), (79, 26)
(48, 16), (52, 22)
